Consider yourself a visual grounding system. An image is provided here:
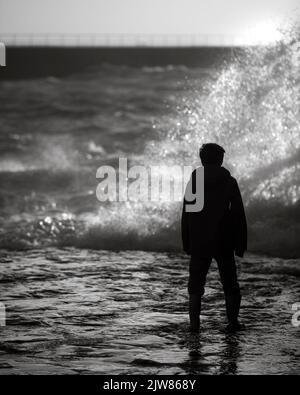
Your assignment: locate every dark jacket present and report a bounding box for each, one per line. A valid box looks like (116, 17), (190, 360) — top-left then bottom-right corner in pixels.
(181, 166), (247, 257)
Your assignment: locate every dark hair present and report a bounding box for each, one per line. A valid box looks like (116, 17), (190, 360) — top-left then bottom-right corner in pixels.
(199, 143), (225, 166)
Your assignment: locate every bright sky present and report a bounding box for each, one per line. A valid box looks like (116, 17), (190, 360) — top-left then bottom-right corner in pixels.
(0, 0), (299, 45)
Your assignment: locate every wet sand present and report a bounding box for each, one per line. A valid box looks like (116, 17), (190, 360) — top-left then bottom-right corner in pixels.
(0, 248), (299, 375)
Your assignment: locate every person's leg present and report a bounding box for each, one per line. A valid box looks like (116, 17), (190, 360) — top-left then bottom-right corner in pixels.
(215, 253), (242, 329)
(188, 255), (212, 332)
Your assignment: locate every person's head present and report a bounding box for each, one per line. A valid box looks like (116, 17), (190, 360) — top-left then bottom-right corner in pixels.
(199, 143), (225, 166)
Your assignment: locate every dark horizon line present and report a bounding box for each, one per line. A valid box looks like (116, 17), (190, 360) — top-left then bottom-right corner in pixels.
(0, 46), (249, 80)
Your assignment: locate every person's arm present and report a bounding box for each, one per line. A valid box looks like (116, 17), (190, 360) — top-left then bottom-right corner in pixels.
(230, 179), (247, 257)
(181, 197), (190, 255)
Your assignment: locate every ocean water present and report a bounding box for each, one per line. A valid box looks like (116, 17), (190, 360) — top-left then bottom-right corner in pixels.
(0, 41), (300, 257)
(0, 38), (300, 375)
(0, 249), (299, 375)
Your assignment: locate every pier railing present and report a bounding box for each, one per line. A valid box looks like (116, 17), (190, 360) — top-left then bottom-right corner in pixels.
(0, 33), (256, 47)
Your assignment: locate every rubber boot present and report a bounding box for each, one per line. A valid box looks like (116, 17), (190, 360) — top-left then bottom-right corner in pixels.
(225, 294), (244, 332)
(189, 294), (201, 332)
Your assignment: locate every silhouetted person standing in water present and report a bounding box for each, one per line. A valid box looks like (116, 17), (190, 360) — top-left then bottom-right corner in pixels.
(181, 143), (247, 332)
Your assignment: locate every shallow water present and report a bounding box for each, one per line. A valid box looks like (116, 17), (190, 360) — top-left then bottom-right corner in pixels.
(0, 248), (299, 375)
